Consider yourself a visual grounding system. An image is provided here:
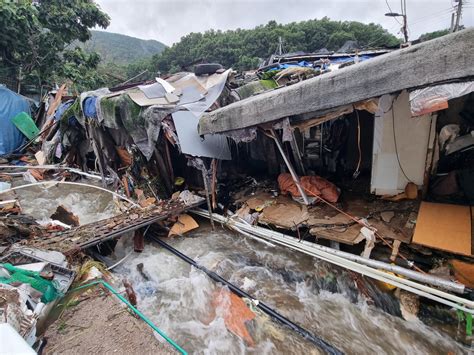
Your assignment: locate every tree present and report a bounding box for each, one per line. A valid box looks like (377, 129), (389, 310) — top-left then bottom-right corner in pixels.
(326, 31), (356, 50)
(0, 0), (109, 91)
(150, 18), (400, 73)
(418, 29), (450, 42)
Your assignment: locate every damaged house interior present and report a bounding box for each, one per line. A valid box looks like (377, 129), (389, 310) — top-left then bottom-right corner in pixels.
(0, 22), (473, 354)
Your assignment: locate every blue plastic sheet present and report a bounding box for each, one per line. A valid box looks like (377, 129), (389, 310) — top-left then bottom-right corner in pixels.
(83, 96), (98, 119)
(264, 55), (376, 72)
(54, 100), (74, 122)
(0, 86), (30, 155)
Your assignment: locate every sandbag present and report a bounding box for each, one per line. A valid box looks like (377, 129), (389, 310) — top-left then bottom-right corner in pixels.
(278, 173), (340, 203)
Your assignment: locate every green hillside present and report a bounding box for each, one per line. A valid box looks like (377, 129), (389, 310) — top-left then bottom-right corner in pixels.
(152, 18), (400, 72)
(78, 30), (167, 65)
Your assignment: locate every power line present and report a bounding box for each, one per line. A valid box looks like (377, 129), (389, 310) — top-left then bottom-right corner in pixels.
(385, 0), (402, 25)
(410, 9), (455, 26)
(409, 7), (455, 25)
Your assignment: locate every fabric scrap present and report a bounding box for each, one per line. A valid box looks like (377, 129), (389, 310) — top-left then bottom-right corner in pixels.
(278, 173), (340, 203)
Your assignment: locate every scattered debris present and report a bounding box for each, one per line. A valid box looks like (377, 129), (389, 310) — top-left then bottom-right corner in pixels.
(211, 289), (256, 347)
(380, 211), (395, 223)
(168, 214), (199, 237)
(50, 205), (80, 227)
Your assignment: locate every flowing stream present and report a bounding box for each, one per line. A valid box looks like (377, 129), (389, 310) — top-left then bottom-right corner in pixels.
(113, 223), (467, 355)
(12, 185), (467, 353)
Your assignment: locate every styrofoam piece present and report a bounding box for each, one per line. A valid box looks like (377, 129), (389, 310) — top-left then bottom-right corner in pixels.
(0, 323), (36, 354)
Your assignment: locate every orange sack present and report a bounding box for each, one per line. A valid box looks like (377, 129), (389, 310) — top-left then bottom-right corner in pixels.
(278, 173), (340, 203)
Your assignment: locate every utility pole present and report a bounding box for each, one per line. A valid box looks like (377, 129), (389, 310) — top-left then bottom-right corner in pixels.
(385, 0), (408, 43)
(401, 14), (408, 43)
(453, 0), (463, 32)
(277, 36), (283, 55)
(17, 66), (22, 94)
(401, 0), (408, 43)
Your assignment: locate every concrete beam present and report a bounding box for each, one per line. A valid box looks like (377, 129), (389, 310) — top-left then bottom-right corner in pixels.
(199, 28), (474, 135)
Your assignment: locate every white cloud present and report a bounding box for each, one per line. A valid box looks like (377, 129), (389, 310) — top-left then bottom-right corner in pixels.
(94, 0), (473, 45)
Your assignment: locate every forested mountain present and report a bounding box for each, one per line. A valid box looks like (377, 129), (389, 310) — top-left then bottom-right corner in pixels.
(151, 18), (400, 73)
(78, 30), (167, 65)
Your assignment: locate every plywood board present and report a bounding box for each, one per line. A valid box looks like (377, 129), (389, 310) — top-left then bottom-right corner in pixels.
(412, 202), (472, 256)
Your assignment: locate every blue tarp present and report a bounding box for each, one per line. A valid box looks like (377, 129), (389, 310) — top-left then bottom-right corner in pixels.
(0, 86), (30, 155)
(54, 99), (74, 122)
(83, 96), (98, 119)
(264, 55), (377, 72)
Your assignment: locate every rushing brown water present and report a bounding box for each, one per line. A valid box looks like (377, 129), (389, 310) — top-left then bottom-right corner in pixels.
(114, 224), (467, 354)
(14, 185), (468, 354)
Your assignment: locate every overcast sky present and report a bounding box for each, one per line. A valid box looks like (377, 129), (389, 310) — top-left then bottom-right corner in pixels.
(94, 0), (473, 45)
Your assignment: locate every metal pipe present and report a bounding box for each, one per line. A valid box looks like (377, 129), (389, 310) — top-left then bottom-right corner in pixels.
(192, 209), (474, 312)
(148, 234), (343, 355)
(200, 168), (215, 230)
(269, 129), (310, 205)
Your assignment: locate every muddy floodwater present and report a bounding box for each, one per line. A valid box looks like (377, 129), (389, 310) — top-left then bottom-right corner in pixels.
(12, 184), (467, 353)
(112, 224), (466, 354)
(15, 183), (117, 225)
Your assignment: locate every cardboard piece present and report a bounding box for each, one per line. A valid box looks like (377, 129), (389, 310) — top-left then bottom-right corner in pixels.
(168, 214), (199, 237)
(259, 195), (309, 229)
(412, 202), (472, 256)
(450, 259), (474, 288)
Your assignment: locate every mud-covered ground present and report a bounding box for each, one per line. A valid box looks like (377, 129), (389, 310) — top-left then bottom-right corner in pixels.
(44, 287), (174, 355)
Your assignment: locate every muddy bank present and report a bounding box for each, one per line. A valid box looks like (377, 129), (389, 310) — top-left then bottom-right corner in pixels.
(44, 287), (173, 355)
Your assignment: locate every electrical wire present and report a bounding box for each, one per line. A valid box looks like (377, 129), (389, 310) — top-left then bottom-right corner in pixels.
(353, 108), (362, 178)
(385, 0), (402, 25)
(193, 209), (472, 308)
(391, 102), (413, 183)
(300, 185), (425, 274)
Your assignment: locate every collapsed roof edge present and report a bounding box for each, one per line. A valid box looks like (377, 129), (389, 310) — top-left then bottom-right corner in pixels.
(198, 28), (474, 135)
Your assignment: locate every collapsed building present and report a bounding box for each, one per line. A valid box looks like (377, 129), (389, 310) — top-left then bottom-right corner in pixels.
(0, 28), (474, 353)
(199, 28), (474, 258)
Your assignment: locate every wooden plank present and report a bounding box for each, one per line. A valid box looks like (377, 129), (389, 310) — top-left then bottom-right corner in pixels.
(310, 223), (364, 245)
(199, 28), (474, 135)
(412, 202), (472, 256)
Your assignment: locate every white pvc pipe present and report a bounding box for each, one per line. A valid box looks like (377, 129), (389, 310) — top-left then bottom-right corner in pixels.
(231, 225), (276, 247)
(193, 209), (474, 314)
(0, 181), (140, 208)
(201, 208), (464, 293)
